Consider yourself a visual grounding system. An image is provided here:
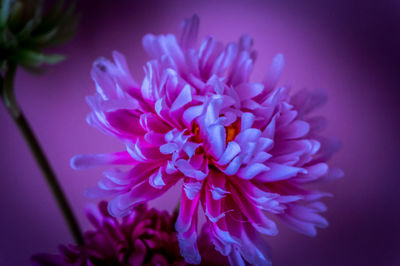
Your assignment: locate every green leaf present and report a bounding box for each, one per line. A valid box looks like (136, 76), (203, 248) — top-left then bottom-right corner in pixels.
(8, 1), (23, 28)
(12, 49), (65, 67)
(0, 0), (12, 28)
(13, 48), (44, 67)
(16, 19), (35, 40)
(30, 26), (59, 44)
(42, 53), (65, 64)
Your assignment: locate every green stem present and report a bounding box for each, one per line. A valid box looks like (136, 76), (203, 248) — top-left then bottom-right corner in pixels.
(0, 62), (84, 245)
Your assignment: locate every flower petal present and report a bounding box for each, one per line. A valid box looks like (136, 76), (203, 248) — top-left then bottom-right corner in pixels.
(71, 152), (134, 170)
(254, 163), (307, 182)
(179, 14), (200, 50)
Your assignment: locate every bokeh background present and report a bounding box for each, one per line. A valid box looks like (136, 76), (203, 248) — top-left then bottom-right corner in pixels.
(1, 0), (399, 265)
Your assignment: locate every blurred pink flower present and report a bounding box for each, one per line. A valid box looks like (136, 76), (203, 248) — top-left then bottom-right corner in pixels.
(72, 15), (342, 265)
(31, 202), (183, 265)
(32, 202), (226, 265)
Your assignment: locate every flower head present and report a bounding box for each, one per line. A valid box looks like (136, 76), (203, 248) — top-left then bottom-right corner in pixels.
(72, 15), (342, 265)
(32, 202), (191, 265)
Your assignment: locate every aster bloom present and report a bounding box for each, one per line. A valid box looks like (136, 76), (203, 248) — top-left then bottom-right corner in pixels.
(72, 15), (342, 265)
(32, 202), (187, 265)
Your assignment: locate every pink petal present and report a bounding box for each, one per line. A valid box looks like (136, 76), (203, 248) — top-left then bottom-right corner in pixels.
(254, 163), (306, 182)
(237, 163), (270, 180)
(148, 168), (166, 189)
(183, 180), (203, 200)
(217, 141), (241, 165)
(235, 83), (263, 100)
(71, 151), (134, 170)
(170, 84), (192, 111)
(176, 188), (200, 233)
(277, 120), (310, 139)
(179, 14), (200, 50)
(230, 185), (278, 236)
(207, 124), (226, 159)
(177, 211), (201, 265)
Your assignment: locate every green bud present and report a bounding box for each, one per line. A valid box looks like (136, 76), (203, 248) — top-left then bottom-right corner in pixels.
(0, 0), (77, 72)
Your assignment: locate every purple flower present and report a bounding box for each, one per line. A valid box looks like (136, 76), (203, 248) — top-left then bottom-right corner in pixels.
(72, 15), (342, 265)
(32, 202), (225, 265)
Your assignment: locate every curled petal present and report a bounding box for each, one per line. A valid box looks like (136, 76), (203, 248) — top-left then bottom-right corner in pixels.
(218, 141), (241, 165)
(180, 14), (200, 50)
(237, 163), (270, 180)
(71, 152), (134, 170)
(170, 84), (192, 111)
(184, 180), (203, 200)
(149, 168), (166, 189)
(176, 186), (200, 234)
(254, 163), (307, 182)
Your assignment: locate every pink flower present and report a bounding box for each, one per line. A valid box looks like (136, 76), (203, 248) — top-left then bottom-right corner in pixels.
(72, 15), (342, 265)
(31, 202), (226, 265)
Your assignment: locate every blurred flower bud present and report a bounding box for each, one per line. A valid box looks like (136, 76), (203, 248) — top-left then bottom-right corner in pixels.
(0, 0), (77, 73)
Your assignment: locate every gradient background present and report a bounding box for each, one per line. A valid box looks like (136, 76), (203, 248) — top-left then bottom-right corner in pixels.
(1, 0), (399, 265)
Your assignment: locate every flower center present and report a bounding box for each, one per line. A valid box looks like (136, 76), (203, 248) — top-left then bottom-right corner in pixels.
(190, 119), (241, 148)
(190, 123), (202, 143)
(225, 120), (241, 144)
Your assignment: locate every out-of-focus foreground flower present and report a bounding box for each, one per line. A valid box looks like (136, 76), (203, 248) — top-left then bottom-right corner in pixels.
(72, 15), (343, 265)
(32, 202), (225, 265)
(0, 0), (77, 72)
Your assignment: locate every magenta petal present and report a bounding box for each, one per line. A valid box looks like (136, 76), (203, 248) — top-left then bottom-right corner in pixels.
(211, 42), (238, 76)
(291, 88), (328, 118)
(183, 180), (203, 200)
(230, 185), (278, 236)
(294, 163), (329, 183)
(127, 139), (166, 162)
(222, 155), (244, 175)
(175, 159), (208, 180)
(320, 167), (344, 182)
(210, 185), (230, 200)
(160, 143), (179, 154)
(218, 141), (241, 165)
(237, 163), (270, 180)
(278, 120), (310, 139)
(235, 128), (261, 146)
(240, 112), (255, 130)
(228, 248), (246, 266)
(254, 163), (306, 182)
(176, 187), (200, 233)
(108, 178), (173, 217)
(179, 14), (200, 50)
(207, 124), (226, 159)
(183, 141), (200, 158)
(279, 213), (317, 237)
(307, 201), (327, 212)
(235, 83), (263, 100)
(289, 205), (328, 228)
(265, 53), (284, 88)
(250, 152), (272, 164)
(71, 152), (134, 170)
(105, 109), (144, 137)
(140, 113), (170, 132)
(177, 212), (201, 265)
(148, 168), (166, 189)
(170, 84), (192, 111)
(84, 186), (121, 199)
(91, 58), (118, 99)
(144, 132), (165, 145)
(183, 105), (204, 126)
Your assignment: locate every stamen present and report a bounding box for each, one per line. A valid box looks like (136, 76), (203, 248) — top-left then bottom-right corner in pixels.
(225, 120), (241, 143)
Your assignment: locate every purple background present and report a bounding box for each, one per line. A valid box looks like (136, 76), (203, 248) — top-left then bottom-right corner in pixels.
(1, 0), (399, 265)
